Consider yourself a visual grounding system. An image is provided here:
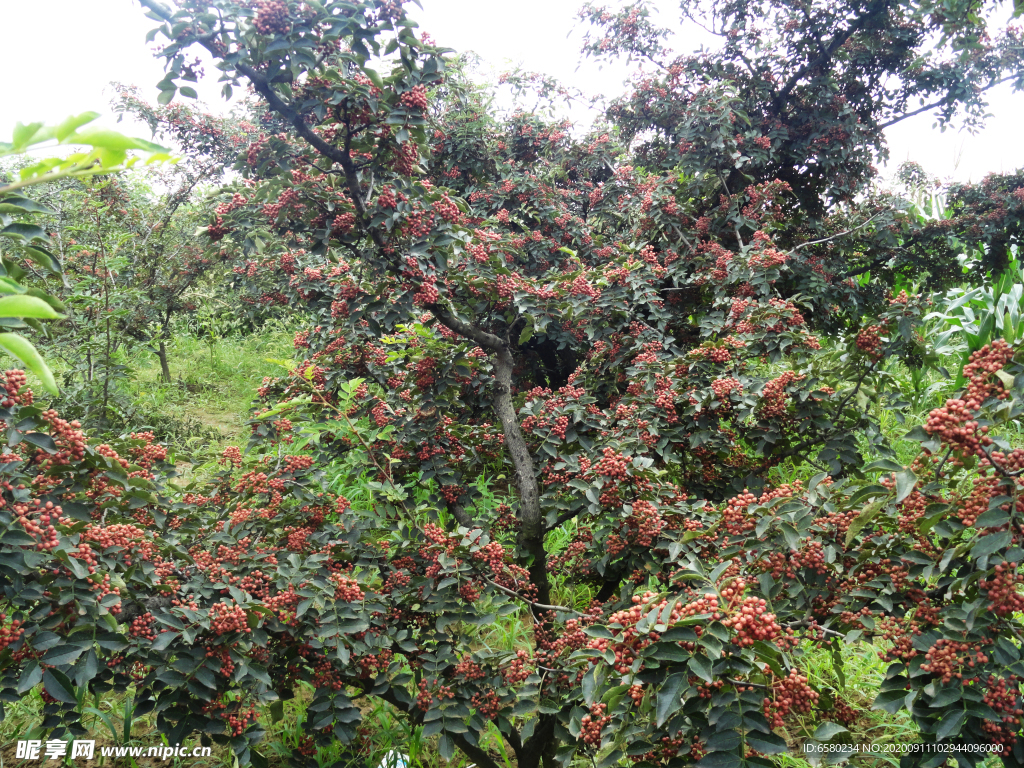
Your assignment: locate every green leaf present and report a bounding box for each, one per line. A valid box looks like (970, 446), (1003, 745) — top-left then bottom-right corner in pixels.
(68, 128), (166, 154)
(813, 722), (849, 741)
(23, 247), (62, 275)
(54, 113), (100, 142)
(24, 288), (65, 312)
(688, 654), (713, 683)
(696, 752), (742, 768)
(269, 700), (285, 723)
(0, 196), (55, 215)
(18, 661), (42, 694)
(43, 643), (88, 666)
(0, 295), (62, 319)
(151, 631), (179, 652)
(518, 319), (534, 346)
(10, 122), (45, 150)
(971, 530), (1011, 559)
(179, 86), (199, 99)
(659, 671), (684, 729)
(0, 223), (49, 242)
(936, 708), (966, 741)
(894, 468), (917, 504)
(745, 731), (788, 754)
(364, 68), (385, 90)
(845, 498), (886, 547)
(42, 668), (77, 704)
(0, 333), (57, 394)
(872, 689), (908, 714)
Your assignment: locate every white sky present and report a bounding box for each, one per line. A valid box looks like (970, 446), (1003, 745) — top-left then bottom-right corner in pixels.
(1, 0), (1022, 185)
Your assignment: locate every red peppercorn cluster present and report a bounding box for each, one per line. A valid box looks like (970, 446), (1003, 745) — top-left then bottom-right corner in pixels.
(591, 447), (632, 505)
(470, 690), (502, 719)
(392, 142), (419, 175)
(721, 582), (782, 647)
(757, 370), (801, 418)
(459, 582), (481, 602)
(920, 639), (989, 683)
(855, 325), (883, 358)
(980, 562), (1024, 616)
(333, 574), (364, 602)
(282, 454), (314, 473)
(980, 675), (1023, 748)
(129, 612), (157, 641)
(413, 357), (437, 389)
(763, 669), (819, 728)
(455, 656), (486, 680)
(688, 345), (732, 363)
(40, 409), (86, 466)
(618, 500), (664, 548)
(128, 431), (168, 468)
(14, 499), (59, 551)
(332, 212), (356, 235)
(503, 650), (531, 685)
(0, 370), (30, 406)
(296, 736), (316, 757)
(252, 0), (289, 35)
(568, 274), (601, 300)
(580, 703), (611, 746)
(224, 704), (258, 737)
(0, 614), (24, 651)
(400, 85), (428, 110)
(412, 277), (439, 306)
(208, 601), (251, 635)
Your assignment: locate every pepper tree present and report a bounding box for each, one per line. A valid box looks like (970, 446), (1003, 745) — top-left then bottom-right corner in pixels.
(3, 0), (1024, 766)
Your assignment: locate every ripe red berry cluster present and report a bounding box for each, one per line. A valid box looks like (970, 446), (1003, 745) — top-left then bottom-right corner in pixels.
(721, 590), (781, 647)
(224, 704), (258, 737)
(580, 703), (611, 746)
(333, 575), (364, 602)
(455, 657), (486, 680)
(129, 612), (157, 641)
(0, 370), (30, 406)
(503, 650), (531, 685)
(400, 85), (428, 110)
(208, 602), (250, 635)
(392, 142), (419, 176)
(921, 639), (989, 683)
(763, 669), (818, 728)
(470, 690), (502, 719)
(855, 325), (883, 358)
(14, 499), (60, 551)
(252, 0), (289, 35)
(757, 370), (801, 418)
(979, 562), (1024, 615)
(0, 614), (24, 651)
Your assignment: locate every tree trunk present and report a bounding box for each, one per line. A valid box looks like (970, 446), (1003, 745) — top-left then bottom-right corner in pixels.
(158, 341), (171, 383)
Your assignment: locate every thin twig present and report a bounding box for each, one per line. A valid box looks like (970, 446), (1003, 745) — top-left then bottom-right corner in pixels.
(482, 577), (585, 617)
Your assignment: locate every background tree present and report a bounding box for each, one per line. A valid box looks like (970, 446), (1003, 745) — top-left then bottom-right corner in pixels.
(109, 85), (258, 382)
(0, 114), (172, 392)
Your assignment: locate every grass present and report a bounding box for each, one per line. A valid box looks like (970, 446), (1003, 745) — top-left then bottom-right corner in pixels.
(123, 321), (296, 447)
(34, 320), (298, 469)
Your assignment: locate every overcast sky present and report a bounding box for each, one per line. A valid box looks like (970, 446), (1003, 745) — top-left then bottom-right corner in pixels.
(2, 0), (1022, 185)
